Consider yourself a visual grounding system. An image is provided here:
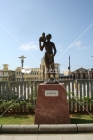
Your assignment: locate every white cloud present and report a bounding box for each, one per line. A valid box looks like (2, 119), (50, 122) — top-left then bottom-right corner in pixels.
(74, 41), (81, 47)
(19, 42), (38, 50)
(70, 40), (91, 50)
(77, 46), (90, 50)
(68, 41), (82, 48)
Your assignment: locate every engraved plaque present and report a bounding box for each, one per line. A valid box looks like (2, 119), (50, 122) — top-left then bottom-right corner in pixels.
(45, 90), (58, 96)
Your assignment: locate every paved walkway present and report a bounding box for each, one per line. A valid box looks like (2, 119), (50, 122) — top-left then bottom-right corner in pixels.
(0, 134), (93, 140)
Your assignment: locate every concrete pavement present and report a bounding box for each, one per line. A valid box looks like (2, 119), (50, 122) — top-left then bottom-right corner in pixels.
(0, 134), (93, 140)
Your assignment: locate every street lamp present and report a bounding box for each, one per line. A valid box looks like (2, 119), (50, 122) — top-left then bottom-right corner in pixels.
(18, 55), (26, 81)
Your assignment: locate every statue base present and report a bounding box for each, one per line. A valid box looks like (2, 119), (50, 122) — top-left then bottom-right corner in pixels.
(34, 83), (70, 124)
(44, 78), (59, 84)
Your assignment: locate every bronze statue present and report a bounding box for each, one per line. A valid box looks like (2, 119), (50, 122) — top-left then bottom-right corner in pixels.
(39, 33), (57, 83)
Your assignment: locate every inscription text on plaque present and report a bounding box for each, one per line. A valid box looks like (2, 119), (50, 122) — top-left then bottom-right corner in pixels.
(45, 90), (58, 96)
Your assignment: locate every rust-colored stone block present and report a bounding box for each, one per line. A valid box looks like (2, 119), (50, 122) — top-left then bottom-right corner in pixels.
(35, 83), (70, 124)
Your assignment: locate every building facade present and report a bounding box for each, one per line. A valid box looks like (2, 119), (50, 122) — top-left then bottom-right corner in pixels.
(1, 64), (93, 81)
(15, 58), (60, 81)
(0, 64), (15, 81)
(71, 67), (93, 79)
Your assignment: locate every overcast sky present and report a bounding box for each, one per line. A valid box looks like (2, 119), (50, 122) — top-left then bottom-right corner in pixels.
(0, 0), (93, 72)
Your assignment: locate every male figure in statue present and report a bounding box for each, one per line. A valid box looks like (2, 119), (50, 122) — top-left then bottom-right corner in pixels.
(39, 33), (57, 83)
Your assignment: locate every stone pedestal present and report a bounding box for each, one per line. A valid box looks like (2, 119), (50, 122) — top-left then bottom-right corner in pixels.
(35, 83), (70, 124)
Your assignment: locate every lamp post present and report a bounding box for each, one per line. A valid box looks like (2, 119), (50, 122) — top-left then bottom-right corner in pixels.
(18, 55), (26, 81)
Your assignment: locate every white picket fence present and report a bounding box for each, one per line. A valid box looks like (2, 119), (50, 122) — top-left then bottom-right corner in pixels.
(0, 80), (93, 113)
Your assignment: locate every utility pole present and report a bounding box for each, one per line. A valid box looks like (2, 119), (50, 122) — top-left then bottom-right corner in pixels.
(68, 55), (70, 71)
(68, 55), (71, 79)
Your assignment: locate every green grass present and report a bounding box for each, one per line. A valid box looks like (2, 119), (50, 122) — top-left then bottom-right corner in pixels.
(0, 115), (35, 125)
(70, 114), (93, 124)
(0, 114), (93, 124)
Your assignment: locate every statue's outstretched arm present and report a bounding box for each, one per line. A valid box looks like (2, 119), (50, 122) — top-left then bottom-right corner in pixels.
(39, 42), (45, 51)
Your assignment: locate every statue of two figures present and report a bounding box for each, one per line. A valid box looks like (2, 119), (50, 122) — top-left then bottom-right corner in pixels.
(39, 32), (59, 84)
